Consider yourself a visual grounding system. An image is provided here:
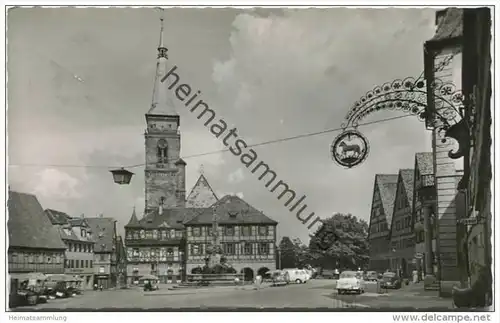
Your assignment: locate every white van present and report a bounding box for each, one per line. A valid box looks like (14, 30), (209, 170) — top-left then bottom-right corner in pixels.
(283, 269), (309, 284)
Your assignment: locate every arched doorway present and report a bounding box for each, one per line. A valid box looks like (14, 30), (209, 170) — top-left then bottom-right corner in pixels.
(241, 267), (254, 282)
(257, 267), (270, 278)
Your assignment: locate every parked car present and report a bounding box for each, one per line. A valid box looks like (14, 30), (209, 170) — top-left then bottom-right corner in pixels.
(283, 269), (309, 284)
(270, 270), (288, 287)
(380, 272), (402, 289)
(336, 271), (365, 295)
(365, 271), (379, 282)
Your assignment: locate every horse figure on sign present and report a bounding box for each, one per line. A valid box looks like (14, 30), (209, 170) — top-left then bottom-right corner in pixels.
(339, 141), (361, 157)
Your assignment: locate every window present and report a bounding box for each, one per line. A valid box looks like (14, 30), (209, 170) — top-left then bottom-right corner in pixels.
(140, 230), (145, 239)
(167, 248), (174, 256)
(175, 231), (182, 238)
(78, 244), (82, 252)
(70, 260), (74, 268)
(258, 243), (269, 255)
(100, 254), (105, 261)
(90, 260), (93, 267)
(81, 229), (87, 238)
(85, 260), (88, 268)
(75, 259), (79, 268)
(46, 255), (52, 263)
(64, 259), (68, 268)
(243, 243), (253, 255)
(258, 226), (268, 236)
(225, 226), (234, 236)
(241, 226), (251, 236)
(224, 243), (235, 255)
(207, 226), (213, 237)
(68, 243), (72, 252)
(161, 230), (168, 240)
(191, 244), (200, 255)
(146, 231), (153, 239)
(157, 141), (168, 164)
(81, 260), (84, 268)
(193, 227), (201, 237)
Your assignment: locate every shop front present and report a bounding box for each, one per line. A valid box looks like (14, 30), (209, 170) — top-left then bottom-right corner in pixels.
(65, 268), (94, 290)
(94, 274), (111, 289)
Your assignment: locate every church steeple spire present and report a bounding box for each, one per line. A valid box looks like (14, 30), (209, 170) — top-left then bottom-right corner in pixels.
(148, 9), (177, 116)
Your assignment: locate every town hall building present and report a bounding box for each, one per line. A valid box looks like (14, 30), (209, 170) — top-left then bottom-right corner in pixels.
(124, 16), (277, 284)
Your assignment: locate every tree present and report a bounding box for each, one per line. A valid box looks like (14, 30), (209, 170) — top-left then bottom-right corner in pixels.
(278, 237), (312, 269)
(309, 213), (369, 270)
(291, 238), (311, 268)
(278, 236), (297, 269)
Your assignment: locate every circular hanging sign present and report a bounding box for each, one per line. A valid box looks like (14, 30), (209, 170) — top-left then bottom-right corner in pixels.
(331, 129), (369, 168)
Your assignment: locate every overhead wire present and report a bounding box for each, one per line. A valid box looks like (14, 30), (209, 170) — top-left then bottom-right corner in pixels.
(9, 113), (415, 170)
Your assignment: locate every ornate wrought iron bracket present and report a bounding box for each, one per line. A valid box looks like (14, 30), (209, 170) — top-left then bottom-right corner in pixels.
(331, 74), (470, 167)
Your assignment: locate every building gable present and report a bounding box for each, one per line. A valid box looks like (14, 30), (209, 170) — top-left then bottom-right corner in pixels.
(389, 169), (415, 242)
(369, 174), (398, 241)
(186, 174), (219, 208)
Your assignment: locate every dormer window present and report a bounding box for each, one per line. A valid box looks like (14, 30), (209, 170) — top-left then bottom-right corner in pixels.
(81, 229), (87, 238)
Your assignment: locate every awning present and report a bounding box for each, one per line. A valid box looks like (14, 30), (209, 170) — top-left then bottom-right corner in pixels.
(9, 272), (48, 282)
(46, 274), (74, 282)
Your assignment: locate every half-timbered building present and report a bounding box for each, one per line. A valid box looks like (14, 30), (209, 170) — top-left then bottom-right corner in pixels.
(8, 191), (66, 278)
(388, 169), (415, 278)
(367, 174), (398, 272)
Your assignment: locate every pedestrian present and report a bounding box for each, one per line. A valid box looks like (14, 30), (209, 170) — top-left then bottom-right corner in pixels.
(93, 283), (98, 291)
(254, 275), (262, 289)
(99, 285), (103, 291)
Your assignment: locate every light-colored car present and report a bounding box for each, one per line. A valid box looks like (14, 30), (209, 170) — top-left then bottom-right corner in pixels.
(283, 269), (309, 284)
(336, 271), (365, 294)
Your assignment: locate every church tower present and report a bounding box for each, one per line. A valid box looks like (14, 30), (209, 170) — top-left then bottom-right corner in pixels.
(144, 14), (186, 213)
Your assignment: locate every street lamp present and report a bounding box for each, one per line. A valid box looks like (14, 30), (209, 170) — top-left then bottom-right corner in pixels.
(110, 168), (134, 185)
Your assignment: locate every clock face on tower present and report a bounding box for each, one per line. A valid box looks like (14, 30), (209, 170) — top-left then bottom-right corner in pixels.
(158, 139), (168, 149)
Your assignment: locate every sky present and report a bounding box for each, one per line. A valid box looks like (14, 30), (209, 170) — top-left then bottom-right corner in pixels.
(8, 7), (440, 243)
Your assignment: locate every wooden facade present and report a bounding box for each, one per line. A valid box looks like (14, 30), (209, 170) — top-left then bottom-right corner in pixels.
(186, 224), (276, 265)
(8, 248), (65, 274)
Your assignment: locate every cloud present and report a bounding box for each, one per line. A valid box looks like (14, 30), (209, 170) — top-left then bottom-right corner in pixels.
(228, 168), (245, 184)
(216, 191), (244, 199)
(8, 8), (439, 243)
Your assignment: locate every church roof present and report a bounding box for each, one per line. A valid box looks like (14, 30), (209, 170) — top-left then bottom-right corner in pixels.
(186, 174), (219, 208)
(147, 16), (178, 117)
(8, 191), (66, 250)
(374, 174), (399, 228)
(185, 195), (278, 225)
